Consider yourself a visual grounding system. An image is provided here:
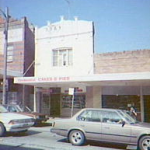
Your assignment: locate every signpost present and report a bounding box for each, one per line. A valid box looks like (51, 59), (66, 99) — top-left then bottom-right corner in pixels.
(69, 88), (74, 117)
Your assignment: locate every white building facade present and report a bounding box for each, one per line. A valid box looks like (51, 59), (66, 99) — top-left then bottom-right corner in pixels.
(16, 17), (95, 117)
(35, 16), (94, 77)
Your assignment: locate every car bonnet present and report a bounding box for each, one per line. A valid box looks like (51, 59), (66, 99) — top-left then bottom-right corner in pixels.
(0, 112), (33, 120)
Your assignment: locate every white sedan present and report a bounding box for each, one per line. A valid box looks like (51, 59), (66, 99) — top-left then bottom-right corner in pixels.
(0, 105), (35, 136)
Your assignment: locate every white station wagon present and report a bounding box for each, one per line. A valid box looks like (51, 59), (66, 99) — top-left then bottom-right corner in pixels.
(0, 105), (35, 136)
(51, 108), (150, 150)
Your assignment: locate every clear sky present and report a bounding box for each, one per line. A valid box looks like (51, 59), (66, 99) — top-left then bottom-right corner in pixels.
(1, 0), (150, 54)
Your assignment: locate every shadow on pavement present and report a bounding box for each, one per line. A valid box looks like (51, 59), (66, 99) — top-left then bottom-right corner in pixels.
(58, 138), (127, 149)
(87, 141), (127, 149)
(0, 144), (43, 150)
(6, 130), (41, 137)
(34, 122), (52, 127)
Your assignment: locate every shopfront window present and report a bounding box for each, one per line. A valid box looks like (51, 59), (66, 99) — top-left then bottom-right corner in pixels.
(62, 94), (85, 109)
(102, 95), (140, 112)
(7, 45), (14, 62)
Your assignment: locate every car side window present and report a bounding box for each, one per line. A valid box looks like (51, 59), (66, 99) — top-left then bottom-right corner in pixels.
(8, 106), (17, 112)
(77, 110), (101, 122)
(102, 111), (122, 124)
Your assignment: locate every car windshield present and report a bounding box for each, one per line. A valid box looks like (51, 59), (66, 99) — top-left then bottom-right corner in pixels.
(8, 105), (32, 113)
(15, 105), (23, 112)
(21, 106), (32, 112)
(0, 105), (8, 113)
(118, 110), (137, 124)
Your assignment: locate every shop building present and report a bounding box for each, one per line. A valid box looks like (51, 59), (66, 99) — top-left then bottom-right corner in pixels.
(14, 17), (150, 122)
(94, 50), (150, 122)
(0, 16), (35, 105)
(15, 16), (94, 117)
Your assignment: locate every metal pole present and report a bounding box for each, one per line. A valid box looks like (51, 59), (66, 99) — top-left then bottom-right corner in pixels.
(2, 7), (9, 104)
(71, 88), (75, 117)
(140, 86), (144, 122)
(71, 94), (74, 117)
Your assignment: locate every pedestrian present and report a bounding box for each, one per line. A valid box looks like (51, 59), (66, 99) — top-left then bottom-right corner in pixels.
(129, 106), (137, 119)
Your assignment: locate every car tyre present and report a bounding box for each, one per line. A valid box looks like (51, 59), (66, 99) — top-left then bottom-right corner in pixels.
(69, 130), (85, 146)
(139, 136), (150, 150)
(0, 123), (6, 137)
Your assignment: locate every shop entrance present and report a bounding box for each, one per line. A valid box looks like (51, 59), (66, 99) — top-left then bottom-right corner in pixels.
(40, 88), (61, 117)
(41, 94), (50, 115)
(50, 94), (60, 117)
(40, 93), (61, 116)
(144, 96), (150, 122)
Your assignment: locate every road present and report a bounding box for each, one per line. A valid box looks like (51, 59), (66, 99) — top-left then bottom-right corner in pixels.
(0, 123), (136, 150)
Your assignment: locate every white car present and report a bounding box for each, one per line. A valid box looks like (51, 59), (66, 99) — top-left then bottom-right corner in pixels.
(0, 105), (35, 136)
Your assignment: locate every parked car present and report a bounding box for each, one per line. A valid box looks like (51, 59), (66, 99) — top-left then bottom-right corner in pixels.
(51, 108), (150, 150)
(3, 104), (49, 125)
(0, 105), (35, 136)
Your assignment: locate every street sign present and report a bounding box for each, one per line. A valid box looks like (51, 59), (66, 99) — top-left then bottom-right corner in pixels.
(69, 88), (74, 95)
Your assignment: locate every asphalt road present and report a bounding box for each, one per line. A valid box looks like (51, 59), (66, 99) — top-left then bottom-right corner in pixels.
(0, 123), (136, 150)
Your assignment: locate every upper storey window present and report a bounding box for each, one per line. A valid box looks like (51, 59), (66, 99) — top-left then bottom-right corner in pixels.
(52, 48), (73, 67)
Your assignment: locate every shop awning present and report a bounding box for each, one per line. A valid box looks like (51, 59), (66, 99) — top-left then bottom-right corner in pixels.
(14, 72), (150, 87)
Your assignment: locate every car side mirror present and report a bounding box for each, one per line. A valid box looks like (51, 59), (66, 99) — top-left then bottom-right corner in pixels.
(122, 121), (126, 127)
(80, 117), (86, 121)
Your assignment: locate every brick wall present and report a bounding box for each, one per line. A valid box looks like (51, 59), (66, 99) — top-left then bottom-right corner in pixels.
(94, 49), (150, 74)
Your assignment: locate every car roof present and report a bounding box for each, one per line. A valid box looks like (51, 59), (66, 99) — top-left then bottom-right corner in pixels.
(73, 108), (123, 118)
(81, 108), (122, 111)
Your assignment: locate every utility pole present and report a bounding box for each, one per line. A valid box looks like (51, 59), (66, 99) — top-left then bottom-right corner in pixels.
(0, 7), (9, 104)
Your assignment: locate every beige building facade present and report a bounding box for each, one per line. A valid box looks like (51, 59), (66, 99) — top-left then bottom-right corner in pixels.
(93, 50), (150, 122)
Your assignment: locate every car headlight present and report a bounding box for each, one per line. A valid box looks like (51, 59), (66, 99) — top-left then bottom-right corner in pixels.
(8, 120), (20, 125)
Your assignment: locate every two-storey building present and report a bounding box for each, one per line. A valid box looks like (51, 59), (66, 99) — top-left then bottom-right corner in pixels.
(0, 16), (35, 105)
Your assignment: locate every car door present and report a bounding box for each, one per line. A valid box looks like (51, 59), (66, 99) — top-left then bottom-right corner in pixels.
(101, 110), (131, 143)
(77, 110), (102, 141)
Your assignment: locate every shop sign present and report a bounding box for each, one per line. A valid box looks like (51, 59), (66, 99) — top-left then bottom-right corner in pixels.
(65, 87), (84, 93)
(15, 76), (70, 83)
(69, 88), (74, 95)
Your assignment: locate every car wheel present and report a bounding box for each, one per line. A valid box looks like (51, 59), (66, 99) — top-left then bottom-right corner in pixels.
(0, 123), (6, 137)
(139, 136), (150, 150)
(69, 130), (85, 146)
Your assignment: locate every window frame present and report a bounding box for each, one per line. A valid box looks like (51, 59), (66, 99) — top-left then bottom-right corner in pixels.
(77, 110), (102, 122)
(52, 48), (73, 67)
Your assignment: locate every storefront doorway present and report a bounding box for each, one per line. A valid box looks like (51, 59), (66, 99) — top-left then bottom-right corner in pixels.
(144, 95), (150, 122)
(41, 93), (50, 115)
(50, 94), (60, 117)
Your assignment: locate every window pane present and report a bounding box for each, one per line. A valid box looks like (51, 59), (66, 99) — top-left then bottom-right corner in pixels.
(52, 48), (73, 67)
(53, 50), (58, 66)
(7, 45), (14, 62)
(77, 110), (101, 122)
(68, 50), (73, 66)
(102, 111), (122, 124)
